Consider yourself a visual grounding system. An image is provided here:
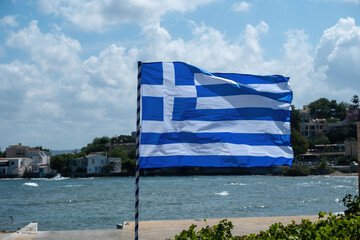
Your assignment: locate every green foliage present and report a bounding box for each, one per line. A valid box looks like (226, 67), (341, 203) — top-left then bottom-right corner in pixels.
(170, 194), (360, 240)
(108, 146), (128, 159)
(121, 158), (136, 174)
(169, 219), (237, 240)
(81, 136), (110, 154)
(308, 136), (330, 149)
(290, 105), (301, 131)
(317, 157), (330, 170)
(35, 146), (50, 152)
(0, 148), (5, 157)
(50, 153), (75, 173)
(350, 95), (359, 110)
(308, 98), (347, 121)
(343, 194), (360, 216)
(283, 164), (310, 176)
(103, 164), (114, 173)
(110, 135), (134, 143)
(337, 155), (358, 165)
(291, 129), (308, 157)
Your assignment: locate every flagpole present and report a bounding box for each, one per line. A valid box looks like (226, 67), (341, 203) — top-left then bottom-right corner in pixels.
(135, 61), (142, 240)
(357, 121), (360, 195)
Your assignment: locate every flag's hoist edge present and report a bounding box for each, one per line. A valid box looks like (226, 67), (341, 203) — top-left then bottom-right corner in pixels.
(139, 62), (293, 169)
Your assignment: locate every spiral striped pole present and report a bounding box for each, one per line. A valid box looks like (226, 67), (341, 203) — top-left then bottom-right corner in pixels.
(135, 61), (142, 240)
(357, 122), (360, 194)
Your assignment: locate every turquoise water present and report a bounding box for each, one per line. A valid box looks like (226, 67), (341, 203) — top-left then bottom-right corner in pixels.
(0, 175), (358, 231)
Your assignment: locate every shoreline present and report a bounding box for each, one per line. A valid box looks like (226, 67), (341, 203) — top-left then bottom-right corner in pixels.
(0, 170), (357, 179)
(0, 215), (321, 240)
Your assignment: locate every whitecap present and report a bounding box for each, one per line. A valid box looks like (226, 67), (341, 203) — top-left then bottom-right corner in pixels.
(31, 174), (69, 181)
(64, 185), (84, 188)
(214, 191), (229, 196)
(50, 174), (70, 181)
(225, 182), (247, 186)
(23, 182), (38, 187)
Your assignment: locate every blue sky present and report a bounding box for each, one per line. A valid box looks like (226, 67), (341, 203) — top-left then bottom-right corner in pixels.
(0, 0), (359, 150)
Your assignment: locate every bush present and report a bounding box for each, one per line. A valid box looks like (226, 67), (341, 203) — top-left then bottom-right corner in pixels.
(169, 194), (360, 239)
(282, 164), (310, 176)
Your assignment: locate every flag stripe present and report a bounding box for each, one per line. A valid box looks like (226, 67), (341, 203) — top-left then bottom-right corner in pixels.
(140, 143), (293, 158)
(196, 95), (291, 110)
(172, 98), (291, 121)
(141, 132), (291, 146)
(139, 62), (294, 169)
(140, 155), (293, 168)
(213, 73), (290, 84)
(141, 120), (291, 134)
(196, 84), (292, 102)
(195, 73), (291, 93)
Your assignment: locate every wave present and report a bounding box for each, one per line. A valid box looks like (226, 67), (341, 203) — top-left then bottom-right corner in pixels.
(64, 185), (84, 188)
(0, 178), (23, 181)
(214, 191), (229, 196)
(225, 182), (247, 186)
(31, 174), (70, 181)
(51, 174), (70, 181)
(23, 182), (39, 187)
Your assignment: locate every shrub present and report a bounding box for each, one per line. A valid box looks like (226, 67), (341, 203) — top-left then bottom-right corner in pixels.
(169, 194), (360, 240)
(282, 164), (310, 176)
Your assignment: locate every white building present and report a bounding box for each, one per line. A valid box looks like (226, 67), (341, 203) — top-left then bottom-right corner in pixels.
(87, 153), (107, 174)
(0, 158), (33, 177)
(108, 157), (122, 173)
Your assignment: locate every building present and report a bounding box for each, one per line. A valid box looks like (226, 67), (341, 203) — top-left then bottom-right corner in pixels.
(0, 157), (33, 177)
(299, 144), (346, 164)
(345, 140), (358, 156)
(108, 157), (122, 172)
(1, 144), (51, 177)
(69, 157), (87, 173)
(300, 105), (311, 122)
(69, 153), (121, 175)
(6, 143), (29, 158)
(87, 153), (107, 174)
(300, 119), (326, 137)
(346, 109), (360, 122)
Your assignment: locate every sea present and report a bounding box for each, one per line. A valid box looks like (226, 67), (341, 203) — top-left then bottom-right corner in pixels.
(0, 175), (358, 231)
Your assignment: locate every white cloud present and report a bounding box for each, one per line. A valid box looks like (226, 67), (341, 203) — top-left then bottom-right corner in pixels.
(2, 16), (359, 149)
(1, 21), (140, 149)
(139, 19), (359, 107)
(37, 0), (216, 32)
(314, 17), (360, 94)
(140, 21), (270, 73)
(6, 20), (82, 74)
(231, 1), (250, 12)
(0, 15), (18, 27)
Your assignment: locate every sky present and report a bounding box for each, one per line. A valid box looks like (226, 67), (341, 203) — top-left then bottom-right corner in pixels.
(0, 0), (359, 150)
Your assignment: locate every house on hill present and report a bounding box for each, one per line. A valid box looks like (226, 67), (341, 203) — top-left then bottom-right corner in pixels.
(69, 153), (121, 175)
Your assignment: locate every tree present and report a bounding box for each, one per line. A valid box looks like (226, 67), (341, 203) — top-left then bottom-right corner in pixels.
(291, 105), (301, 131)
(121, 158), (136, 174)
(0, 148), (5, 157)
(50, 153), (74, 173)
(335, 101), (348, 120)
(81, 136), (110, 154)
(308, 98), (346, 120)
(36, 146), (50, 152)
(291, 129), (309, 157)
(350, 95), (359, 110)
(309, 98), (331, 119)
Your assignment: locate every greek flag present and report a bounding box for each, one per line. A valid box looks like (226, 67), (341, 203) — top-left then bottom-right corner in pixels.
(139, 62), (293, 169)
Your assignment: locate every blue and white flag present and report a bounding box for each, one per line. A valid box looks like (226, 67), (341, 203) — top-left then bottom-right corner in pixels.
(139, 62), (293, 169)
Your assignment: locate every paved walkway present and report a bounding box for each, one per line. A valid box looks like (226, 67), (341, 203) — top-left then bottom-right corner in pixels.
(1, 215), (320, 240)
